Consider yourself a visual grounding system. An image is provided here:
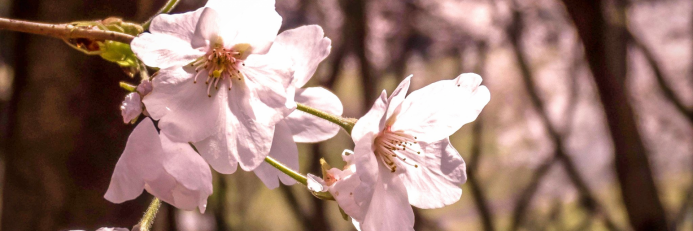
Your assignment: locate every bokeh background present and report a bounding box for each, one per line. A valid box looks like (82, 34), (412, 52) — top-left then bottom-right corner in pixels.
(0, 0), (692, 230)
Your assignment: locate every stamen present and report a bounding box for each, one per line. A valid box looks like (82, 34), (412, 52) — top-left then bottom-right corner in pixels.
(188, 43), (248, 96)
(373, 126), (422, 172)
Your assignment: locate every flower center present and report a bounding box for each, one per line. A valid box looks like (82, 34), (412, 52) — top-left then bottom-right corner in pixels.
(373, 126), (420, 173)
(189, 42), (251, 97)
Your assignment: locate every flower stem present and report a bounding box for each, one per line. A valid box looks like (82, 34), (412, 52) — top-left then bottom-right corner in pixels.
(0, 17), (134, 43)
(142, 0), (181, 30)
(264, 156), (307, 185)
(296, 103), (356, 135)
(137, 198), (161, 231)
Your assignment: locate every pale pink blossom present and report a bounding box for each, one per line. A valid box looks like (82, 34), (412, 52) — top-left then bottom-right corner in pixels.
(105, 119), (213, 212)
(350, 74), (490, 230)
(132, 0), (297, 173)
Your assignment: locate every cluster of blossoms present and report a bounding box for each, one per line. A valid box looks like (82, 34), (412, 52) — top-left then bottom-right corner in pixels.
(106, 0), (490, 230)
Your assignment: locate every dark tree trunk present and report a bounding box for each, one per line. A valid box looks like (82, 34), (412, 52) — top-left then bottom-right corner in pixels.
(560, 0), (668, 230)
(1, 0), (153, 230)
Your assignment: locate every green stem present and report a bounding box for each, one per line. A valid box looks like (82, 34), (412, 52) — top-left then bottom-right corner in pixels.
(137, 198), (161, 231)
(265, 156), (307, 185)
(296, 103), (356, 135)
(142, 0), (181, 30)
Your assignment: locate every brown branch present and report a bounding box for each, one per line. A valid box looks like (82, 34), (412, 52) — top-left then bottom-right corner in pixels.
(507, 6), (619, 231)
(626, 29), (693, 125)
(0, 17), (135, 44)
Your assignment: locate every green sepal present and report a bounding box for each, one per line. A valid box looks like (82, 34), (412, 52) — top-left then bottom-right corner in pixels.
(338, 206), (349, 221)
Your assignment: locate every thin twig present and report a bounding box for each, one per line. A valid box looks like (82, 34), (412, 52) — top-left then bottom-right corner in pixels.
(464, 42), (497, 231)
(142, 0), (181, 30)
(626, 29), (693, 125)
(0, 17), (134, 44)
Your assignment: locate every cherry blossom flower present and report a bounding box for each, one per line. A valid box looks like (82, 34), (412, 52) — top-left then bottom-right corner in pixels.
(105, 119), (213, 212)
(251, 25), (343, 189)
(350, 74), (490, 230)
(131, 0), (297, 173)
(307, 150), (365, 222)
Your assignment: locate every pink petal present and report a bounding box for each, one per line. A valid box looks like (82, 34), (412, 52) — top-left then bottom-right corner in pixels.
(120, 92), (142, 124)
(329, 168), (365, 221)
(160, 134), (213, 212)
(398, 138), (465, 209)
(360, 163), (415, 231)
(352, 133), (379, 203)
(385, 75), (411, 123)
(392, 73), (490, 143)
(194, 126), (239, 175)
(253, 121), (299, 189)
(351, 90), (388, 141)
(286, 87), (343, 143)
(105, 120), (213, 212)
(142, 67), (225, 143)
(268, 25), (332, 88)
(226, 82), (278, 171)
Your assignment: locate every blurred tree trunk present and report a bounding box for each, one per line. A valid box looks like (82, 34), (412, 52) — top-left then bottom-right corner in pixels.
(560, 0), (668, 230)
(339, 0), (377, 107)
(1, 0), (150, 230)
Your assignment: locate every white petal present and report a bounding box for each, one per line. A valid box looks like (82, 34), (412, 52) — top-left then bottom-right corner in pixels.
(286, 87), (343, 143)
(120, 92), (142, 123)
(253, 121), (299, 189)
(267, 25), (331, 87)
(385, 75), (411, 123)
(135, 7), (206, 68)
(212, 1), (281, 54)
(132, 14), (205, 69)
(149, 8), (204, 43)
(142, 67), (225, 143)
(360, 164), (415, 231)
(351, 90), (388, 141)
(398, 138), (465, 209)
(191, 7), (222, 48)
(392, 73), (490, 143)
(307, 173), (328, 192)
